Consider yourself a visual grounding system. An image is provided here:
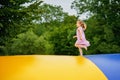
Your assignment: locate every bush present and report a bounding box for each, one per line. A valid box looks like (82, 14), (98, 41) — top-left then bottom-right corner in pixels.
(9, 29), (53, 55)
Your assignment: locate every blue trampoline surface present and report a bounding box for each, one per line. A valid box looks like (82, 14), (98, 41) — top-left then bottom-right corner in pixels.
(86, 54), (120, 80)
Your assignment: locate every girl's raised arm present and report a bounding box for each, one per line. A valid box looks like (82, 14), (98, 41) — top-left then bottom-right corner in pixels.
(73, 35), (77, 38)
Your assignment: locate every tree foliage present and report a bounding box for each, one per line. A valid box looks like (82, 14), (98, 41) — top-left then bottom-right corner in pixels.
(48, 16), (79, 55)
(0, 0), (120, 55)
(0, 0), (43, 45)
(8, 29), (53, 55)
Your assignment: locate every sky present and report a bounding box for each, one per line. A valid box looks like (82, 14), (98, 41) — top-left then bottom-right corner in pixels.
(43, 0), (76, 15)
(43, 0), (88, 20)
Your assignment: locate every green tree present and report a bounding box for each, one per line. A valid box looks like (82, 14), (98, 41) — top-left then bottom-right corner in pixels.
(48, 16), (81, 55)
(7, 29), (53, 55)
(0, 0), (71, 55)
(38, 4), (68, 23)
(33, 3), (68, 35)
(85, 16), (120, 54)
(0, 0), (43, 52)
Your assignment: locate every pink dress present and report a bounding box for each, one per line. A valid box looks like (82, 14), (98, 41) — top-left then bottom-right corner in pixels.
(75, 27), (90, 47)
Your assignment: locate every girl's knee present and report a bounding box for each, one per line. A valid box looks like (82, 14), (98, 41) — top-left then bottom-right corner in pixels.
(75, 44), (80, 48)
(75, 44), (78, 47)
(74, 44), (77, 47)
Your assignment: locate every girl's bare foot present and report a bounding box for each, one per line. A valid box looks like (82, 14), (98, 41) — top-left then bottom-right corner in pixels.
(80, 53), (83, 56)
(84, 47), (87, 50)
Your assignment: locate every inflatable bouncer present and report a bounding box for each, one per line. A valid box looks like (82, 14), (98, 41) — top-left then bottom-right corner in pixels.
(0, 54), (120, 80)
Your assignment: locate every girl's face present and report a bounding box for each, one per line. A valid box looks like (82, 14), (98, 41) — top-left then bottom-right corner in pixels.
(76, 21), (81, 27)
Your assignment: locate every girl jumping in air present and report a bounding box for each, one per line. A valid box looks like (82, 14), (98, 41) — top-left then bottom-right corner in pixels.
(73, 20), (90, 56)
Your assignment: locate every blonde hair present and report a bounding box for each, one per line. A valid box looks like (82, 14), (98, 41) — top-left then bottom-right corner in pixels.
(77, 20), (87, 30)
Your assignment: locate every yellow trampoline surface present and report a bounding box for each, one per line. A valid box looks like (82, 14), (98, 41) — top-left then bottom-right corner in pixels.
(0, 55), (108, 80)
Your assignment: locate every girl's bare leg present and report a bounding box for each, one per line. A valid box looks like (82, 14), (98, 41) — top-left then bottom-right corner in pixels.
(78, 45), (87, 51)
(78, 48), (83, 56)
(83, 46), (87, 50)
(75, 44), (88, 56)
(75, 44), (83, 56)
(75, 44), (87, 50)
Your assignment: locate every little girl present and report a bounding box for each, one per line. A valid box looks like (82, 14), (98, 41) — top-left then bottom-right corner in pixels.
(73, 20), (90, 56)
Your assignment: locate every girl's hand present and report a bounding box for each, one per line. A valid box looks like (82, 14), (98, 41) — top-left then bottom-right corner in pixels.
(73, 36), (77, 38)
